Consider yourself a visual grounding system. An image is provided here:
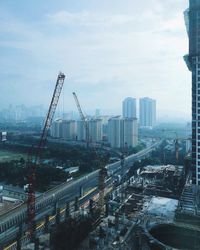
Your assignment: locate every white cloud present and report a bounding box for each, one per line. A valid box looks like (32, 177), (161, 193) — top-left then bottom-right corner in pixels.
(0, 0), (191, 120)
(47, 10), (135, 27)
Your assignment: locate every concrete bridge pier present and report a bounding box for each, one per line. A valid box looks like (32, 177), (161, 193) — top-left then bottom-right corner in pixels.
(34, 238), (39, 250)
(56, 208), (61, 225)
(89, 199), (94, 216)
(53, 201), (58, 215)
(74, 196), (79, 211)
(79, 186), (84, 197)
(16, 224), (23, 250)
(65, 203), (70, 221)
(44, 215), (49, 233)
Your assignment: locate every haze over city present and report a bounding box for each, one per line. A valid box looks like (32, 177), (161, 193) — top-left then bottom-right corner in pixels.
(0, 0), (190, 122)
(3, 1), (200, 249)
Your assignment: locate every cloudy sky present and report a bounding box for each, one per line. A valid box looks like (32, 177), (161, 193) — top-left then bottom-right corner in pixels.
(0, 0), (190, 121)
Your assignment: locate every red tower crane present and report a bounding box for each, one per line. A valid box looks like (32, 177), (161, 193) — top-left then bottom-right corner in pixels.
(72, 92), (89, 148)
(27, 72), (65, 236)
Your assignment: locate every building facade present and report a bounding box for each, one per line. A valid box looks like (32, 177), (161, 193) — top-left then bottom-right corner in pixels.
(108, 116), (138, 148)
(185, 0), (200, 184)
(88, 119), (102, 142)
(51, 119), (63, 138)
(62, 120), (76, 140)
(122, 118), (138, 148)
(77, 120), (86, 141)
(122, 97), (137, 118)
(139, 97), (156, 128)
(108, 116), (121, 148)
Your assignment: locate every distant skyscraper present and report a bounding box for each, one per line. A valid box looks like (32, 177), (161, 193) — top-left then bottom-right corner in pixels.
(184, 0), (200, 184)
(122, 97), (136, 118)
(139, 97), (156, 128)
(108, 116), (121, 148)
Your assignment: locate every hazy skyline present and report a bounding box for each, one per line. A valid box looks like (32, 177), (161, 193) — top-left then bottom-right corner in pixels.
(0, 0), (190, 122)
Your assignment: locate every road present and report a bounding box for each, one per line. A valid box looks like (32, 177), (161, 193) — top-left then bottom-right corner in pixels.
(0, 140), (162, 249)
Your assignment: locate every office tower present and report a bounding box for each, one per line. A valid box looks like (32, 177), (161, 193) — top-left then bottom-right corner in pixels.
(184, 0), (200, 184)
(51, 119), (63, 138)
(62, 120), (76, 140)
(122, 118), (138, 148)
(77, 120), (86, 141)
(139, 97), (156, 128)
(88, 119), (102, 142)
(108, 116), (121, 148)
(122, 97), (137, 118)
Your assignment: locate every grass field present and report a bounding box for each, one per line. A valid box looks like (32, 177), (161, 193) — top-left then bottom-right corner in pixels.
(0, 150), (26, 162)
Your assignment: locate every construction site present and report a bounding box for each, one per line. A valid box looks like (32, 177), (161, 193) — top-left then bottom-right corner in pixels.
(17, 158), (200, 250)
(0, 72), (199, 250)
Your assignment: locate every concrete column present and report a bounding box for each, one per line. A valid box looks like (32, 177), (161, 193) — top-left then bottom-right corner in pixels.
(16, 224), (22, 250)
(34, 238), (39, 250)
(89, 199), (94, 216)
(53, 201), (58, 215)
(105, 202), (109, 217)
(115, 212), (119, 230)
(44, 215), (49, 233)
(31, 221), (36, 243)
(65, 203), (70, 221)
(17, 239), (21, 250)
(79, 186), (84, 197)
(56, 208), (61, 225)
(74, 196), (79, 211)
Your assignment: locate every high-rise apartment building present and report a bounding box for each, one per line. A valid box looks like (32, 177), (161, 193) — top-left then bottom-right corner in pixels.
(51, 119), (76, 140)
(77, 120), (86, 141)
(184, 0), (200, 184)
(122, 118), (138, 148)
(108, 116), (138, 148)
(122, 97), (137, 118)
(139, 97), (156, 128)
(108, 116), (121, 148)
(50, 119), (63, 138)
(62, 120), (76, 140)
(88, 119), (102, 142)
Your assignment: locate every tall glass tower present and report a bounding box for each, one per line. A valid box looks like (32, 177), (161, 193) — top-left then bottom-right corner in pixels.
(185, 0), (200, 185)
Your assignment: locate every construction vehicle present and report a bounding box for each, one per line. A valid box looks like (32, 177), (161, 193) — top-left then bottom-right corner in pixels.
(27, 72), (65, 237)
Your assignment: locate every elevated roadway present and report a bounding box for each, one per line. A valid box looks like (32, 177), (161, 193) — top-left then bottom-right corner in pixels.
(0, 140), (162, 248)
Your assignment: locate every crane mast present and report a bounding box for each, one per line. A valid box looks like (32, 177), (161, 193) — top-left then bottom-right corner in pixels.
(72, 92), (89, 148)
(27, 72), (65, 235)
(72, 92), (106, 213)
